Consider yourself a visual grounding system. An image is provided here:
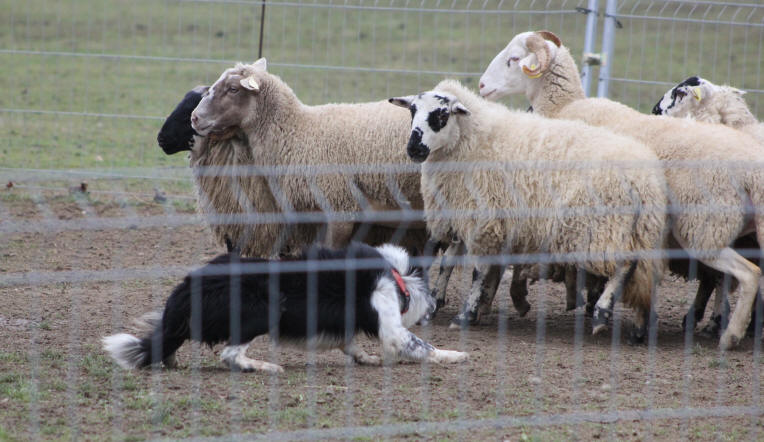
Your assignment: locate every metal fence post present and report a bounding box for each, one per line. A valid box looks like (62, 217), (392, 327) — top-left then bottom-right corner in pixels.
(581, 0), (599, 97)
(597, 0), (618, 97)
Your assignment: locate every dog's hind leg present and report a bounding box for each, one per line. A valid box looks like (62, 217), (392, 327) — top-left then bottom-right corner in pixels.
(341, 339), (381, 366)
(220, 343), (284, 373)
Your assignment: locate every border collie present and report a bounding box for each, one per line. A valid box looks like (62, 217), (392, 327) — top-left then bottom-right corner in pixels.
(103, 243), (468, 372)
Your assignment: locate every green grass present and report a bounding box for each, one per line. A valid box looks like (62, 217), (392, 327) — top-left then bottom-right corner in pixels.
(4, 0), (758, 172)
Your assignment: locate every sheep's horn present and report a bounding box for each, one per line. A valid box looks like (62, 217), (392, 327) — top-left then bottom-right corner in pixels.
(523, 34), (552, 78)
(536, 30), (562, 48)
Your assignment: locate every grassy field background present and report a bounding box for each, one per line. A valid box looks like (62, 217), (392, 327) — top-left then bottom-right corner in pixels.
(1, 0), (761, 173)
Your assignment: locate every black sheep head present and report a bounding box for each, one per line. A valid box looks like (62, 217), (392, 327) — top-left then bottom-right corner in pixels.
(157, 86), (208, 155)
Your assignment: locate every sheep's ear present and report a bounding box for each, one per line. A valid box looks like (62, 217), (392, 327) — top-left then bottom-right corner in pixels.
(389, 96), (414, 109)
(731, 87), (746, 96)
(452, 102), (470, 116)
(252, 58), (267, 71)
(690, 86), (702, 101)
(519, 53), (543, 79)
(240, 75), (260, 92)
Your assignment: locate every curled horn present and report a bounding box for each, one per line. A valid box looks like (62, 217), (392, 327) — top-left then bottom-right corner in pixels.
(522, 34), (552, 78)
(536, 30), (562, 48)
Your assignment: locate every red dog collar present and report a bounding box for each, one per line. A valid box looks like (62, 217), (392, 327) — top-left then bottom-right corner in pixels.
(391, 268), (410, 314)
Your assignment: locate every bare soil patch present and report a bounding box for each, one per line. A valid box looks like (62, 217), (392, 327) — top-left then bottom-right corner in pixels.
(1, 189), (762, 440)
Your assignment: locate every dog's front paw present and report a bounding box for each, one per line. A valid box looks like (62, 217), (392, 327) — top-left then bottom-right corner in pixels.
(428, 349), (469, 364)
(354, 354), (381, 366)
(258, 361), (285, 374)
(226, 356), (284, 374)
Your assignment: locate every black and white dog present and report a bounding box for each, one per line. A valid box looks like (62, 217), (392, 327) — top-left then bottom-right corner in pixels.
(103, 243), (468, 373)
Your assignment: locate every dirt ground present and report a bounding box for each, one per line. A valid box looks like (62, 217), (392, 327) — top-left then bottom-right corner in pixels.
(1, 189), (763, 441)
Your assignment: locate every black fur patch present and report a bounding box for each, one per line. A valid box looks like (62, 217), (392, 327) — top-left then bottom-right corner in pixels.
(406, 127), (428, 162)
(427, 108), (449, 132)
(157, 89), (205, 155)
(433, 94), (450, 105)
(409, 103), (417, 120)
(652, 76), (700, 115)
(128, 243), (394, 367)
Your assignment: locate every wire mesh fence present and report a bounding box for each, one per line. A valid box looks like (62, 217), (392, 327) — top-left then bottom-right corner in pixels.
(2, 0), (764, 440)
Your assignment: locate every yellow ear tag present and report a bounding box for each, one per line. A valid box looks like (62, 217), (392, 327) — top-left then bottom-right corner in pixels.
(530, 63), (537, 70)
(691, 87), (702, 101)
(522, 65), (543, 79)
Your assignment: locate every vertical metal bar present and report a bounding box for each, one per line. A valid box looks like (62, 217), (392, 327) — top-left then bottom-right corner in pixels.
(258, 0), (267, 59)
(581, 0), (599, 97)
(597, 0), (617, 98)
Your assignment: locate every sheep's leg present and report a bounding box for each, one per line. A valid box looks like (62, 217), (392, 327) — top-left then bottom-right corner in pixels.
(693, 276), (725, 337)
(325, 222), (355, 248)
(509, 267), (532, 317)
(591, 262), (638, 335)
(700, 248), (761, 350)
(449, 264), (505, 329)
(431, 240), (466, 314)
(565, 266), (578, 311)
(627, 307), (653, 345)
(683, 271), (718, 333)
(220, 343), (284, 373)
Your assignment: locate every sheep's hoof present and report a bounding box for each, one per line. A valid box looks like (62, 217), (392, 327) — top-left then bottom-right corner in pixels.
(435, 297), (447, 311)
(699, 315), (723, 338)
(585, 303), (595, 318)
(719, 330), (740, 351)
(448, 311), (478, 330)
(591, 306), (612, 335)
(514, 300), (531, 317)
(627, 324), (647, 345)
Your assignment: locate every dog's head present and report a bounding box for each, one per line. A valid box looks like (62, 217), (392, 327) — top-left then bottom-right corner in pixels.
(375, 244), (436, 327)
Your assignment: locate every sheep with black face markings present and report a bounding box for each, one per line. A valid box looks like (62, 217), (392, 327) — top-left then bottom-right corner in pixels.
(653, 76), (764, 146)
(157, 59), (431, 259)
(479, 30), (764, 349)
(390, 80), (668, 338)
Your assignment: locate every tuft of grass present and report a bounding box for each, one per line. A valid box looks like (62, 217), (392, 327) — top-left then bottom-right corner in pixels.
(0, 373), (31, 403)
(0, 352), (26, 364)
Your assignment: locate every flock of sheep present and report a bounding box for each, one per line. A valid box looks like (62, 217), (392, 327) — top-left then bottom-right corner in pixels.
(159, 30), (763, 353)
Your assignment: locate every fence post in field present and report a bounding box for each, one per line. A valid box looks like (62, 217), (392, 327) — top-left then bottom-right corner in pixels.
(581, 0), (600, 97)
(597, 0), (619, 98)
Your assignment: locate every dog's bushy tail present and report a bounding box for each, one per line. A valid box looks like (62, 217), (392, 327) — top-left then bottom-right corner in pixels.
(102, 311), (186, 369)
(102, 333), (152, 369)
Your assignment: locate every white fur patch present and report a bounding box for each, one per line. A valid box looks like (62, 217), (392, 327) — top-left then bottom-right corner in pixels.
(375, 244), (410, 275)
(102, 333), (144, 369)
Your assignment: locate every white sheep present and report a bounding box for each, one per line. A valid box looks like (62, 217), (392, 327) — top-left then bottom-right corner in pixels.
(652, 76), (764, 145)
(389, 80), (668, 339)
(479, 30), (764, 349)
(158, 60), (431, 260)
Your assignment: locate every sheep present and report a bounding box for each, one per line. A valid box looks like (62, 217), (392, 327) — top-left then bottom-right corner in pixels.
(652, 76), (764, 145)
(651, 76), (764, 336)
(479, 30), (764, 349)
(156, 63), (431, 261)
(389, 80), (668, 340)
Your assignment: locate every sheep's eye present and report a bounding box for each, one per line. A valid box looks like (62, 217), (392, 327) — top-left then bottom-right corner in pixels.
(228, 87), (239, 94)
(674, 89), (687, 99)
(507, 57), (519, 66)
